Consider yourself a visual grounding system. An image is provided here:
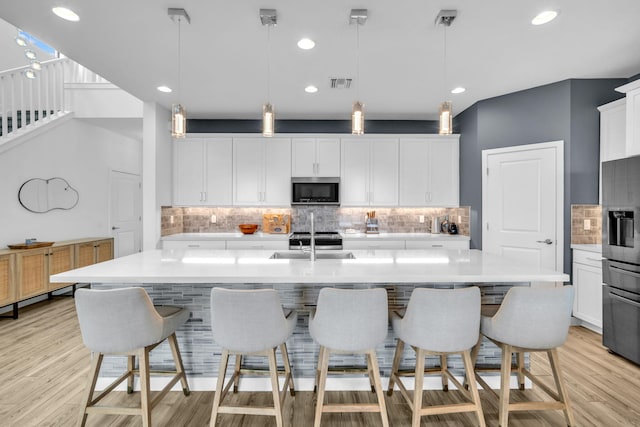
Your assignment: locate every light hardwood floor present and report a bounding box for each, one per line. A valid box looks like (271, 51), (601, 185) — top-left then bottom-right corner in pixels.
(1, 297), (639, 426)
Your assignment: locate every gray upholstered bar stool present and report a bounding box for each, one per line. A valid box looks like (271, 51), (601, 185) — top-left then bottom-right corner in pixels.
(209, 288), (296, 427)
(387, 287), (485, 427)
(471, 285), (575, 426)
(74, 287), (190, 427)
(309, 287), (389, 427)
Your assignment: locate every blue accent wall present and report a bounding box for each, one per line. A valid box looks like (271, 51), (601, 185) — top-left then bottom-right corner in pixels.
(456, 78), (626, 274)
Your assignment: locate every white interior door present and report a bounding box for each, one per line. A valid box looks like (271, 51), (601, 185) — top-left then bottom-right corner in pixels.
(482, 141), (563, 276)
(110, 170), (142, 258)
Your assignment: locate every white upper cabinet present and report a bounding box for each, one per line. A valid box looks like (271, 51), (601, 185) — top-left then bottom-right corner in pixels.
(291, 138), (341, 177)
(616, 79), (640, 157)
(233, 138), (291, 206)
(598, 98), (626, 204)
(341, 138), (398, 206)
(399, 136), (459, 207)
(173, 137), (232, 206)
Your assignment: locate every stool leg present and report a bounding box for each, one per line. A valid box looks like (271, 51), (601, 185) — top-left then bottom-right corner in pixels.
(268, 348), (284, 427)
(280, 343), (295, 396)
(367, 355), (376, 393)
(314, 346), (325, 393)
(126, 355), (135, 393)
(412, 348), (425, 427)
(465, 335), (483, 390)
(139, 347), (151, 427)
(387, 339), (404, 396)
(440, 354), (449, 391)
(498, 344), (512, 427)
(462, 349), (486, 427)
(516, 352), (525, 390)
(548, 349), (576, 426)
(314, 346), (330, 427)
(168, 333), (191, 396)
(210, 349), (230, 427)
(233, 354), (242, 393)
(77, 352), (103, 427)
(367, 350), (389, 427)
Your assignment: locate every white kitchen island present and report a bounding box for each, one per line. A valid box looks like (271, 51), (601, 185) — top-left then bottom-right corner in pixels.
(51, 249), (569, 391)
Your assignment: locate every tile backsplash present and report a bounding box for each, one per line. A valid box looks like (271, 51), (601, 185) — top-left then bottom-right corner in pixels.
(571, 204), (601, 244)
(161, 206), (470, 237)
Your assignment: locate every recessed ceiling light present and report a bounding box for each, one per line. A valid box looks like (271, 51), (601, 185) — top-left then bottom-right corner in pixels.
(531, 10), (558, 25)
(23, 69), (37, 79)
(52, 6), (80, 22)
(297, 38), (315, 50)
(15, 34), (27, 47)
(24, 49), (37, 60)
(304, 85), (318, 93)
(451, 87), (466, 94)
(157, 85), (172, 93)
(30, 61), (42, 71)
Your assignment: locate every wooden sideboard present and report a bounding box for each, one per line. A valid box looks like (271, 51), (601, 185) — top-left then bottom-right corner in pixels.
(0, 238), (113, 319)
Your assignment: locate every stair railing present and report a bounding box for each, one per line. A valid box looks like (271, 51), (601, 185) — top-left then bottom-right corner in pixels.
(0, 57), (67, 138)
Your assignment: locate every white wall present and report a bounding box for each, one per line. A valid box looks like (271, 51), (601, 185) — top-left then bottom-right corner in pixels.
(0, 119), (141, 248)
(142, 102), (172, 250)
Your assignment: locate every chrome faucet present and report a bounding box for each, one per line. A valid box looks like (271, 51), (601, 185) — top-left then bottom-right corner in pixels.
(309, 212), (316, 261)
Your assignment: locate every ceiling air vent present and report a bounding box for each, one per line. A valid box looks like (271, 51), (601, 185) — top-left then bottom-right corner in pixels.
(329, 78), (352, 89)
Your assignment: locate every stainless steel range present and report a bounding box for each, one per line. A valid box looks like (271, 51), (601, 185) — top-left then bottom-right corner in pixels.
(289, 231), (343, 250)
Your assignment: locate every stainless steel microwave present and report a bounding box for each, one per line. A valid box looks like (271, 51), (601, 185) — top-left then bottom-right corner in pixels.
(291, 177), (340, 205)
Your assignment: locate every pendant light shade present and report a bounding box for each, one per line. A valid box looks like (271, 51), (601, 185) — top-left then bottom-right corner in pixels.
(172, 103), (186, 138)
(262, 103), (275, 137)
(438, 101), (452, 135)
(352, 101), (364, 135)
(168, 8), (190, 138)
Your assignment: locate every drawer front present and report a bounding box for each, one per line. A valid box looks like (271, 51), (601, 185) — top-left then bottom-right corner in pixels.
(343, 240), (405, 250)
(163, 240), (226, 250)
(573, 249), (603, 268)
(226, 241), (288, 250)
(405, 240), (469, 250)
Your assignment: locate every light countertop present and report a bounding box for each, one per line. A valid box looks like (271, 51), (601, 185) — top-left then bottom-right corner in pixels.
(162, 232), (289, 241)
(570, 244), (602, 254)
(51, 248), (568, 284)
(341, 232), (469, 241)
(161, 232), (469, 242)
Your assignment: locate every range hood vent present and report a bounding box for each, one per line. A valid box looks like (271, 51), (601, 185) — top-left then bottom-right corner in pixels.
(329, 78), (352, 89)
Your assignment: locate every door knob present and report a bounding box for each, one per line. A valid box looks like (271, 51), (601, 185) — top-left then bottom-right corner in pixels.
(536, 239), (553, 244)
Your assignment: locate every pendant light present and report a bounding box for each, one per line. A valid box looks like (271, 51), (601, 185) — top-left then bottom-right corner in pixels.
(260, 9), (277, 137)
(436, 10), (456, 135)
(350, 9), (367, 135)
(168, 8), (190, 138)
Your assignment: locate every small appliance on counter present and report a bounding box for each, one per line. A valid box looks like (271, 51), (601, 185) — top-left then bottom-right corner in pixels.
(262, 214), (291, 234)
(448, 223), (458, 234)
(365, 211), (379, 234)
(431, 216), (441, 234)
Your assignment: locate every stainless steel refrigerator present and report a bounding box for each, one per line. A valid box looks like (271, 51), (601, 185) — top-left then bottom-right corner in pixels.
(601, 155), (640, 365)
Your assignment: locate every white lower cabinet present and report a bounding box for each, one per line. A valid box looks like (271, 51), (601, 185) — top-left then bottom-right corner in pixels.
(225, 241), (288, 250)
(163, 240), (226, 250)
(343, 240), (406, 250)
(572, 249), (603, 330)
(405, 240), (469, 250)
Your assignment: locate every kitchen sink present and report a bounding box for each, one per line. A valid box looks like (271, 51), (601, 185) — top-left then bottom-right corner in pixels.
(269, 251), (356, 260)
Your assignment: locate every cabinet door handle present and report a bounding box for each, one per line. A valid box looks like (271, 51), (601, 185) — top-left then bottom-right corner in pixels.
(203, 191), (207, 201)
(187, 244), (201, 248)
(586, 257), (603, 262)
(536, 239), (553, 245)
(431, 244), (443, 248)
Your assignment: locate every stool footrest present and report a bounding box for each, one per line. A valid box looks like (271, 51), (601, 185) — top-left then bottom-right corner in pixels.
(322, 403), (382, 413)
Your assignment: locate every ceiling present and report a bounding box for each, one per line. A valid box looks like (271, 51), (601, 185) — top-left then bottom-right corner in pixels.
(1, 1), (640, 121)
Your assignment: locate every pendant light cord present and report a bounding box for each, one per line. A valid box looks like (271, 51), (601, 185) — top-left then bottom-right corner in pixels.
(442, 24), (447, 100)
(356, 22), (360, 101)
(267, 24), (271, 103)
(178, 16), (182, 103)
